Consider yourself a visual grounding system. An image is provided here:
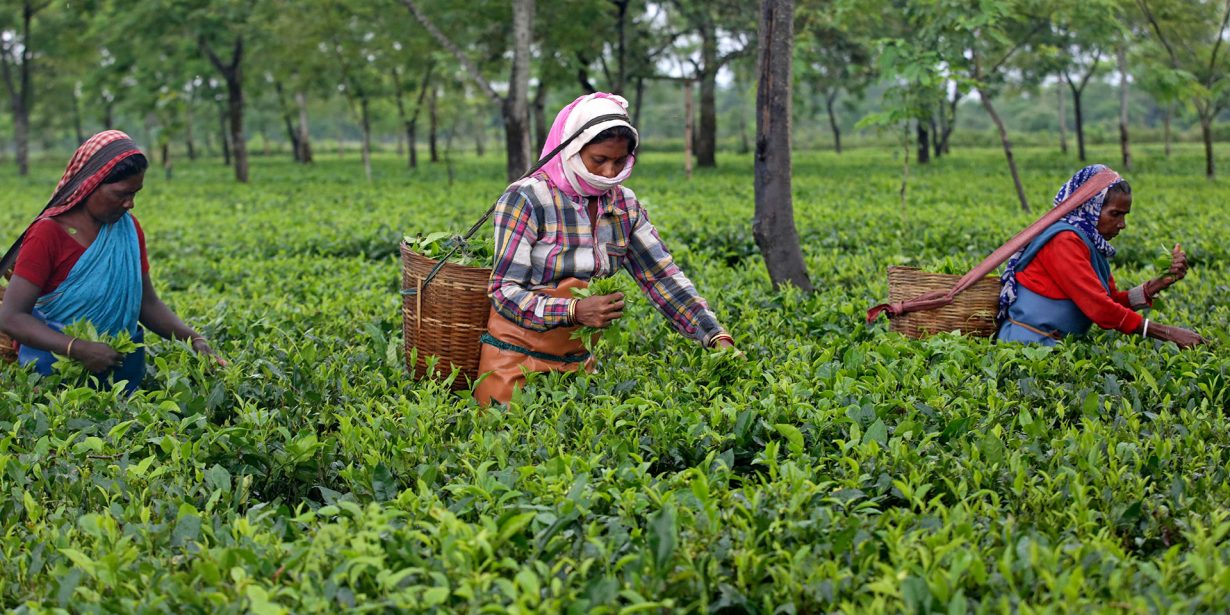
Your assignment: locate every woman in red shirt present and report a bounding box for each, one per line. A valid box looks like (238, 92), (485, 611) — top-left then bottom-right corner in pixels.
(0, 131), (224, 393)
(997, 164), (1203, 347)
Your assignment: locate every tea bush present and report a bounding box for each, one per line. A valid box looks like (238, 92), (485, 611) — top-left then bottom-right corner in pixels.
(1, 145), (1228, 612)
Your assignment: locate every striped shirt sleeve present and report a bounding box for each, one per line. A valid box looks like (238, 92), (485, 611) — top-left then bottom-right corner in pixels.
(488, 184), (574, 331)
(621, 195), (725, 345)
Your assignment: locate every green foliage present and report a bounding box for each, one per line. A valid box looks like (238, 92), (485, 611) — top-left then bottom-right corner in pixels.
(570, 275), (635, 353)
(50, 321), (142, 384)
(0, 147), (1228, 611)
(404, 231), (494, 267)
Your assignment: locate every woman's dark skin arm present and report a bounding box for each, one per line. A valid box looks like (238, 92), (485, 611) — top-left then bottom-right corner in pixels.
(0, 275), (124, 372)
(1141, 320), (1204, 348)
(138, 271), (226, 365)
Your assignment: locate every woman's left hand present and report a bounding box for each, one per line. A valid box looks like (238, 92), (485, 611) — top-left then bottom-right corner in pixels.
(191, 337), (228, 367)
(1149, 243), (1188, 296)
(1166, 243), (1189, 281)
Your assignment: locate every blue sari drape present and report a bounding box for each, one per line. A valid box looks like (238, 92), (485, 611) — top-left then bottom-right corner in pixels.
(18, 213), (145, 393)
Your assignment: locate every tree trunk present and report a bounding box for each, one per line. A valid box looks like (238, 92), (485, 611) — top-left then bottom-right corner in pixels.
(753, 0), (812, 292)
(1057, 83), (1068, 154)
(218, 103), (231, 166)
(474, 116), (485, 157)
(979, 90), (1029, 212)
(613, 0), (628, 92)
(1117, 45), (1131, 171)
(104, 99), (115, 131)
(533, 79), (549, 154)
(737, 87), (751, 155)
(916, 120), (930, 164)
(824, 90), (842, 154)
(71, 87), (85, 144)
(429, 85), (440, 163)
(393, 67), (410, 161)
(406, 63), (433, 169)
(227, 75), (249, 182)
(1163, 102), (1172, 158)
(408, 119), (418, 168)
(360, 95), (372, 182)
(939, 91), (958, 155)
(274, 80), (301, 162)
(201, 37), (249, 182)
(12, 110), (28, 176)
(683, 80), (694, 180)
(502, 0), (535, 180)
(1071, 85), (1086, 162)
(633, 76), (646, 127)
(1201, 113), (1215, 179)
(0, 1), (36, 176)
(929, 113), (940, 159)
(295, 91), (313, 163)
(696, 64), (718, 166)
(161, 142), (172, 181)
(899, 123), (910, 211)
(185, 102), (197, 161)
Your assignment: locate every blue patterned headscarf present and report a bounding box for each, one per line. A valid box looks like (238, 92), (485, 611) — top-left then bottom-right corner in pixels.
(998, 164), (1123, 319)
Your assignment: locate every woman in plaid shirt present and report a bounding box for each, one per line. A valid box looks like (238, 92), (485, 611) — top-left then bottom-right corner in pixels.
(474, 93), (735, 405)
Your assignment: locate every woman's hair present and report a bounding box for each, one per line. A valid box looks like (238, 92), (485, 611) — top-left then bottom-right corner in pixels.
(589, 125), (637, 154)
(102, 153), (149, 184)
(1107, 178), (1131, 198)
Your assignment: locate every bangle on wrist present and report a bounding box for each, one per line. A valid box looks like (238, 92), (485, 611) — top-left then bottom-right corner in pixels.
(190, 336), (206, 345)
(708, 333), (734, 348)
(567, 300), (578, 325)
(1142, 319), (1151, 339)
(65, 338), (77, 358)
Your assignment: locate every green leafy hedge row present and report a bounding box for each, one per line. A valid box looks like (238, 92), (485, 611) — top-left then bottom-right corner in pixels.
(1, 145), (1227, 612)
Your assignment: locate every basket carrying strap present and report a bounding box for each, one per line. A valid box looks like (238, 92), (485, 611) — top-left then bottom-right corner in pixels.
(865, 168), (1122, 325)
(410, 113), (632, 294)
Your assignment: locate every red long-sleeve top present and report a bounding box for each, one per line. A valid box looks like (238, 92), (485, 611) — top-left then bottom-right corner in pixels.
(1016, 231), (1143, 334)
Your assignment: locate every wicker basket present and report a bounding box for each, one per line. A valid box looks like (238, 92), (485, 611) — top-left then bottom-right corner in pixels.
(886, 266), (1001, 338)
(401, 242), (493, 390)
(0, 284), (14, 363)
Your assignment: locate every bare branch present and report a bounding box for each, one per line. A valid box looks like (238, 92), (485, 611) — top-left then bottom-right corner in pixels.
(0, 40), (16, 100)
(410, 61), (435, 122)
(199, 37), (228, 76)
(717, 42), (752, 68)
(1078, 49), (1102, 90)
(988, 21), (1048, 75)
(1206, 0), (1230, 78)
(1137, 0), (1179, 66)
(399, 0), (503, 105)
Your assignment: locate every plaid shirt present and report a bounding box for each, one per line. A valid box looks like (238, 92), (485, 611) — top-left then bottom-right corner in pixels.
(489, 175), (726, 345)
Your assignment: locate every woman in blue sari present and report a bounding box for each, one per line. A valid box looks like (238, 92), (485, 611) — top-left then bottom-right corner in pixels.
(0, 131), (224, 393)
(997, 164), (1203, 348)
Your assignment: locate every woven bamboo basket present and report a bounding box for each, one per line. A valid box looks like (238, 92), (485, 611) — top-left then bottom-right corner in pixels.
(401, 242), (492, 390)
(886, 266), (1000, 338)
(0, 284), (14, 363)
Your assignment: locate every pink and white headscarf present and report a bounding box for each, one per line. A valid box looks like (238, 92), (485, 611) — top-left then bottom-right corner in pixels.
(540, 92), (639, 200)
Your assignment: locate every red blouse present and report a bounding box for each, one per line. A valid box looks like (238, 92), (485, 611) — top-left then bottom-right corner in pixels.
(12, 215), (150, 295)
(1016, 231), (1142, 334)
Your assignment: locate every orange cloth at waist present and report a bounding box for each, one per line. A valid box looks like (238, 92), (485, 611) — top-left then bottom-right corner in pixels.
(473, 278), (596, 405)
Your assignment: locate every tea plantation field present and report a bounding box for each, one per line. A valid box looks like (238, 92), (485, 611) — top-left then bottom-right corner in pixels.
(2, 145), (1229, 612)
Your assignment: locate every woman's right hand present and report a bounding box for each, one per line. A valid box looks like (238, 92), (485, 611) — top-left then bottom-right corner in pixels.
(574, 292), (625, 328)
(1149, 323), (1205, 348)
(73, 340), (125, 373)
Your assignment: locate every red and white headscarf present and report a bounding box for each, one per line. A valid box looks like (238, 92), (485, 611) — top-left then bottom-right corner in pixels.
(539, 93), (638, 200)
(1, 130), (142, 274)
